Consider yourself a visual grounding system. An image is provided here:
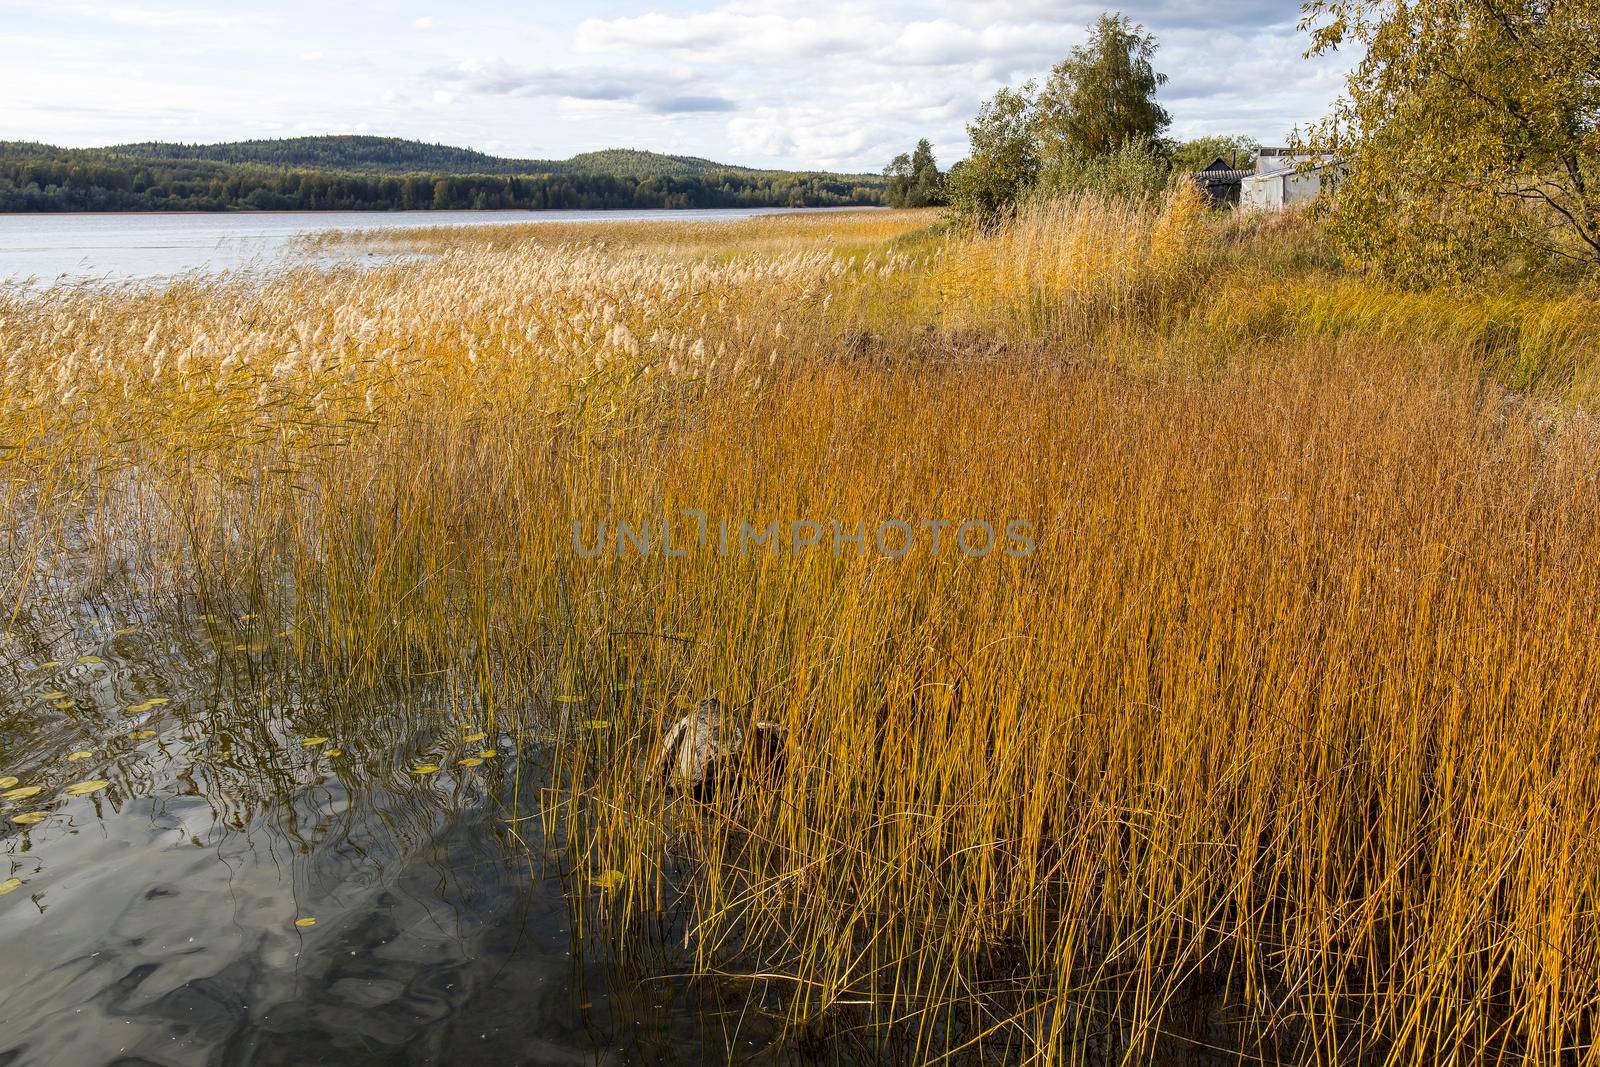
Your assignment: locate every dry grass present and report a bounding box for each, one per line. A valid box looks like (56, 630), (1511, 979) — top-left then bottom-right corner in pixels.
(6, 192), (1600, 1062)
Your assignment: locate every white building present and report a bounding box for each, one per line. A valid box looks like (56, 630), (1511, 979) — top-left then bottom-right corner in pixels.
(1239, 149), (1339, 211)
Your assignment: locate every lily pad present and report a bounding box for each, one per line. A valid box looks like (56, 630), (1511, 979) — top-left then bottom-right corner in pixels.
(64, 780), (111, 797)
(2, 786), (42, 800)
(0, 777), (15, 790)
(11, 812), (48, 826)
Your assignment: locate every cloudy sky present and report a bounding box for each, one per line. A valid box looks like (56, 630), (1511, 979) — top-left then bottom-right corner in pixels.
(0, 0), (1353, 172)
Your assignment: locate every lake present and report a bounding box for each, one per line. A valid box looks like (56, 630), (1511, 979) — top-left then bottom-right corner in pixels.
(0, 208), (848, 286)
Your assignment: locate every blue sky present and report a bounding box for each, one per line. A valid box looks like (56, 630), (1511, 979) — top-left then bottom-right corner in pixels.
(0, 1), (1353, 172)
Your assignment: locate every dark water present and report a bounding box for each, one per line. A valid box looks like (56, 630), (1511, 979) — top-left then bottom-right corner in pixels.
(0, 601), (786, 1066)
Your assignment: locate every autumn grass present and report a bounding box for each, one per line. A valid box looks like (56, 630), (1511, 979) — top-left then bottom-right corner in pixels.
(6, 192), (1600, 1062)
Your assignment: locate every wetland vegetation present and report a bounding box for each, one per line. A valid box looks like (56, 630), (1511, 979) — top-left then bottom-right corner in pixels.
(5, 193), (1600, 1062)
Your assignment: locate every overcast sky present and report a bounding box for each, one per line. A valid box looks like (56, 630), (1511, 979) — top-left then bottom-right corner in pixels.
(0, 0), (1353, 172)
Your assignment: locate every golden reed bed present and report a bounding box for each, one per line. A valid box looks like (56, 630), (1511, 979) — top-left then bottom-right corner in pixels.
(5, 195), (1600, 1062)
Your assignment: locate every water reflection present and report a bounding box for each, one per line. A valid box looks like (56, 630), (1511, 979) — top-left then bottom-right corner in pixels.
(0, 596), (788, 1065)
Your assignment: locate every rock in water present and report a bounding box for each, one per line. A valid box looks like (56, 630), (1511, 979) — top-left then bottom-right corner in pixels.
(656, 698), (786, 797)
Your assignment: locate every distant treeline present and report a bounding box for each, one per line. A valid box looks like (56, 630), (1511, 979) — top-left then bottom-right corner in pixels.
(0, 140), (886, 212)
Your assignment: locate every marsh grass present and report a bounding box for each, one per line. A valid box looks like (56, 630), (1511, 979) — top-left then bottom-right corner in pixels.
(6, 192), (1600, 1062)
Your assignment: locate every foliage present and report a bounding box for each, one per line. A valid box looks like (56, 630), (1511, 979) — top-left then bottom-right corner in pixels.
(1036, 135), (1174, 200)
(950, 11), (1174, 223)
(883, 138), (947, 207)
(1303, 0), (1600, 281)
(1035, 13), (1171, 160)
(1169, 133), (1260, 173)
(0, 139), (886, 212)
(945, 82), (1042, 224)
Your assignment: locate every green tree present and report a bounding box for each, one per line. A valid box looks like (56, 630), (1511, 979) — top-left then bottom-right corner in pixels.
(1036, 14), (1171, 161)
(1170, 134), (1260, 173)
(1302, 0), (1600, 279)
(946, 82), (1041, 224)
(883, 139), (947, 208)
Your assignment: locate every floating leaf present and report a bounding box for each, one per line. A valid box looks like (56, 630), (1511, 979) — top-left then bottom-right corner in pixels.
(301, 737), (329, 747)
(76, 656), (102, 665)
(129, 730), (158, 740)
(65, 780), (110, 797)
(240, 614), (257, 621)
(144, 697), (169, 707)
(461, 732), (487, 744)
(67, 751), (93, 762)
(479, 750), (497, 759)
(11, 812), (47, 826)
(114, 627), (136, 635)
(413, 764), (439, 775)
(53, 702), (74, 711)
(38, 661), (60, 669)
(2, 786), (42, 800)
(324, 749), (343, 758)
(294, 917), (317, 927)
(457, 757), (483, 767)
(0, 777), (15, 790)
(40, 691), (66, 700)
(594, 869), (626, 890)
(0, 877), (21, 895)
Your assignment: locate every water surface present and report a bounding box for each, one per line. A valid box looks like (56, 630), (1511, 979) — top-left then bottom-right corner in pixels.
(0, 208), (848, 286)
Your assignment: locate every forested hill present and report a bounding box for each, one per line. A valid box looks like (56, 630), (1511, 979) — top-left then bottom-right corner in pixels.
(0, 137), (885, 212)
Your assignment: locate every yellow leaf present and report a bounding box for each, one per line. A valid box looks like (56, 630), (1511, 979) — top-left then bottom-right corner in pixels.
(38, 661), (60, 669)
(324, 749), (343, 758)
(301, 737), (329, 747)
(127, 702), (151, 713)
(67, 751), (92, 762)
(0, 777), (15, 790)
(462, 732), (487, 743)
(130, 730), (158, 740)
(40, 691), (66, 700)
(584, 720), (613, 729)
(457, 757), (483, 767)
(413, 764), (440, 775)
(479, 750), (497, 759)
(594, 869), (626, 890)
(53, 702), (73, 711)
(2, 785), (42, 800)
(65, 780), (110, 797)
(294, 917), (317, 927)
(0, 877), (21, 895)
(144, 698), (169, 707)
(76, 656), (101, 665)
(11, 812), (48, 826)
(114, 627), (136, 635)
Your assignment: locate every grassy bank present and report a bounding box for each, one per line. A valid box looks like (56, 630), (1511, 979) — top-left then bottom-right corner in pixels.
(5, 197), (1600, 1062)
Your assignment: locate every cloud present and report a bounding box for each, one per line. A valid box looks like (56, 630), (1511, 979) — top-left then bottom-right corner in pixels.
(646, 94), (737, 114)
(0, 0), (1354, 172)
